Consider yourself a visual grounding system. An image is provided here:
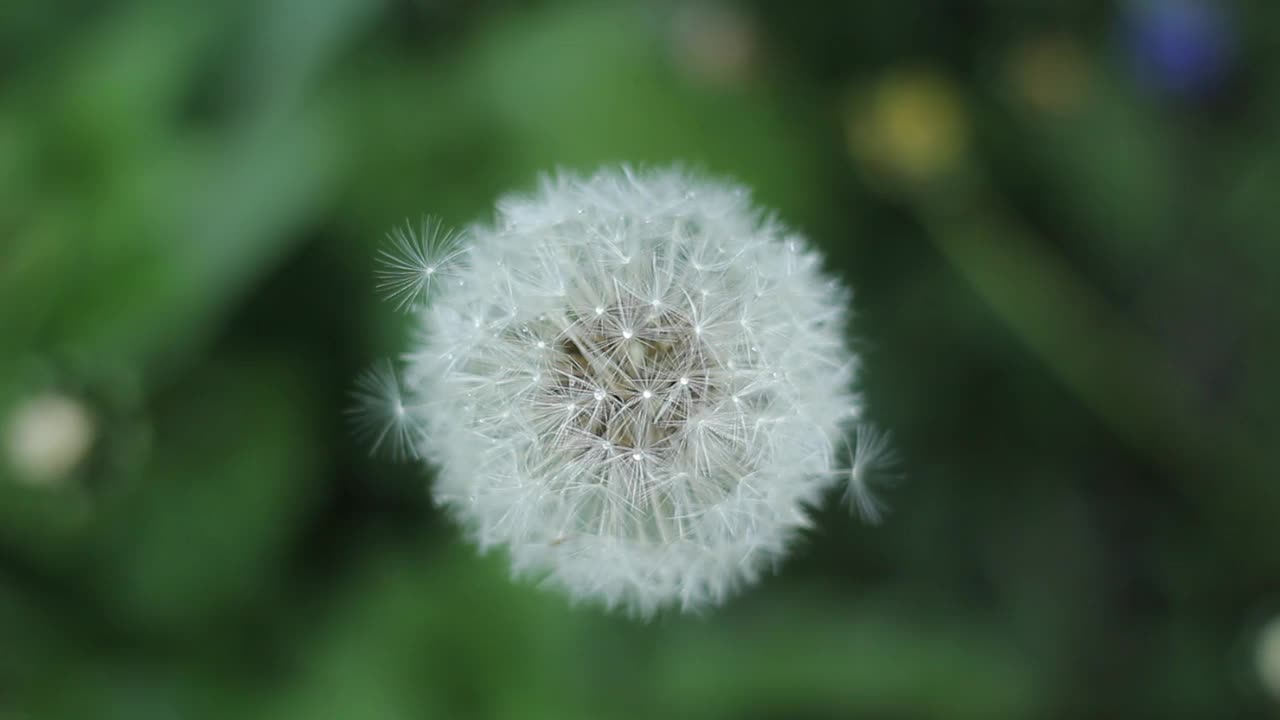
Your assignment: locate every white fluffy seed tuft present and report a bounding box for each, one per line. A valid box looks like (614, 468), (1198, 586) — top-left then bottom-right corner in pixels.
(369, 166), (885, 616)
(844, 424), (896, 524)
(349, 359), (422, 461)
(375, 217), (466, 312)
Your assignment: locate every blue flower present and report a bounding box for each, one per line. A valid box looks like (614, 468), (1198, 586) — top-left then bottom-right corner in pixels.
(1125, 0), (1236, 99)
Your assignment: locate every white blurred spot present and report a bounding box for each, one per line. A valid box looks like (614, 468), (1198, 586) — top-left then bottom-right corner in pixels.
(1258, 616), (1280, 702)
(4, 393), (95, 487)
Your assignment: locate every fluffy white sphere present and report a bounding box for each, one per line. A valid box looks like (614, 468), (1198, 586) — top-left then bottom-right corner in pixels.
(376, 166), (873, 615)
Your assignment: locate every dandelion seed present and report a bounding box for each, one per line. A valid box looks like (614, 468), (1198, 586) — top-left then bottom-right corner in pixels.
(349, 360), (422, 461)
(361, 166), (888, 616)
(375, 216), (466, 312)
(843, 424), (897, 524)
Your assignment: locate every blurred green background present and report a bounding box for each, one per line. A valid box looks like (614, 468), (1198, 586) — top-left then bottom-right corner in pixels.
(3, 0), (1279, 717)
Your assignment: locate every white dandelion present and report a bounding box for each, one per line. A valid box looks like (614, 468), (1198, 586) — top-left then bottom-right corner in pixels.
(365, 165), (885, 615)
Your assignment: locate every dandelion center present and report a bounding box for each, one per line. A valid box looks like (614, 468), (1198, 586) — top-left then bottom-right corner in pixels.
(527, 303), (720, 478)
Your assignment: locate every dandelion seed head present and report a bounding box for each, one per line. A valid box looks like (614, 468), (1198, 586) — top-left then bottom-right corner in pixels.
(370, 166), (879, 615)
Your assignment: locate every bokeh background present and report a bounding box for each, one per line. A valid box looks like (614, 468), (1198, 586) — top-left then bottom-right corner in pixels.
(3, 0), (1279, 717)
